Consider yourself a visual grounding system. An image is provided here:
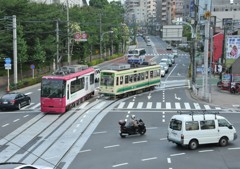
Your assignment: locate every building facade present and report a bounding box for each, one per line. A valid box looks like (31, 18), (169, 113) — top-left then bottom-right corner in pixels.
(30, 0), (87, 7)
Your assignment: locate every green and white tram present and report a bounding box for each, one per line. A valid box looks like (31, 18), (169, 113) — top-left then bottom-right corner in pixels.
(99, 64), (161, 98)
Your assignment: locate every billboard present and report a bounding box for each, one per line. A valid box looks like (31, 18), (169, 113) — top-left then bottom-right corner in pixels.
(162, 25), (183, 41)
(226, 35), (240, 59)
(226, 35), (240, 67)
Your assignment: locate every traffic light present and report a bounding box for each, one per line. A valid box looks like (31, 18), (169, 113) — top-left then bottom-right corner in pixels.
(217, 65), (222, 73)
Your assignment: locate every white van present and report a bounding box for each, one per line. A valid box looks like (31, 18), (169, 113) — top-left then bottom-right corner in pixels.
(167, 113), (237, 150)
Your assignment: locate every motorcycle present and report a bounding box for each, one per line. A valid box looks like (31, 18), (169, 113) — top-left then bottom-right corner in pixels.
(118, 119), (146, 138)
(230, 82), (240, 94)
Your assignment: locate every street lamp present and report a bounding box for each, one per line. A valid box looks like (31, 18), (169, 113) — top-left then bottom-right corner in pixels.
(100, 31), (113, 58)
(172, 20), (196, 84)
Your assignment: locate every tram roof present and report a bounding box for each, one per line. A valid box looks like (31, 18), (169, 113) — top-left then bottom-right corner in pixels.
(42, 67), (95, 80)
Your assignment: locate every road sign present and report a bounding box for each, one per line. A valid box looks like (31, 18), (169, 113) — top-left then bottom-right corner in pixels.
(5, 57), (11, 64)
(74, 32), (81, 41)
(31, 64), (35, 69)
(5, 63), (11, 70)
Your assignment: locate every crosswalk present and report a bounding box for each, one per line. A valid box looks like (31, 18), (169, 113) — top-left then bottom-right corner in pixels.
(19, 101), (222, 112)
(145, 53), (188, 56)
(114, 101), (222, 110)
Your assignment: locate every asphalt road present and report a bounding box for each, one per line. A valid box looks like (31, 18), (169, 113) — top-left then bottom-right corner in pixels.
(0, 36), (239, 169)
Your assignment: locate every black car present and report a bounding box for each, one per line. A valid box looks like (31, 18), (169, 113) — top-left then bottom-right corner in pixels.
(0, 92), (31, 110)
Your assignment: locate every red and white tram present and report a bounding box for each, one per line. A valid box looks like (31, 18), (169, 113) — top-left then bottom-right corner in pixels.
(40, 65), (96, 113)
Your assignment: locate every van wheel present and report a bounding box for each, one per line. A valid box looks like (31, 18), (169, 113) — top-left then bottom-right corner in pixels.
(219, 137), (228, 147)
(189, 139), (198, 150)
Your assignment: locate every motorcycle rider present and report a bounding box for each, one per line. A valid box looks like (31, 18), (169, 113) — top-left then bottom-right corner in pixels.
(127, 115), (138, 131)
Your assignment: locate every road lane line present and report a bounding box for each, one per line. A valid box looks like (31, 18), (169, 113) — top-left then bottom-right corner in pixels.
(199, 150), (214, 153)
(132, 140), (147, 144)
(104, 145), (120, 149)
(141, 157), (157, 161)
(112, 163), (128, 168)
(170, 153), (186, 156)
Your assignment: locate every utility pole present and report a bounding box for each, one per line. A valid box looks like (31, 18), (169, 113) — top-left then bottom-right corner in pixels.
(99, 13), (102, 58)
(13, 15), (17, 85)
(203, 11), (211, 101)
(56, 19), (59, 70)
(66, 0), (71, 65)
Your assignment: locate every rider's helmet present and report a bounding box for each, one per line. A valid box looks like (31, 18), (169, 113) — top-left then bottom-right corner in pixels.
(131, 114), (136, 120)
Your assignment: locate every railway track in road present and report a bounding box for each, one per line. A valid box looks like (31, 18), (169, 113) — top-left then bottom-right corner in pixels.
(0, 98), (120, 169)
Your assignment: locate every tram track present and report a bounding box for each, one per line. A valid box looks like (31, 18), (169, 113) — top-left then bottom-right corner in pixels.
(0, 98), (119, 169)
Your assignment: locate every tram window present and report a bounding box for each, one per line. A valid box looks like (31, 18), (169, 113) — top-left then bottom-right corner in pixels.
(116, 77), (119, 86)
(134, 74), (137, 82)
(150, 71), (153, 78)
(146, 71), (148, 79)
(138, 73), (141, 81)
(141, 73), (144, 80)
(120, 76), (123, 85)
(90, 74), (94, 84)
(125, 75), (129, 84)
(129, 75), (133, 83)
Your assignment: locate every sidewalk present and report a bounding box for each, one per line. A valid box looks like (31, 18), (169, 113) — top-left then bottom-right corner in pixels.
(190, 74), (240, 111)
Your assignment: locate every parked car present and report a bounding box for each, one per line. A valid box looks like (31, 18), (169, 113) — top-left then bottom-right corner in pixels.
(0, 92), (31, 110)
(0, 162), (53, 169)
(159, 62), (169, 74)
(160, 58), (172, 67)
(160, 65), (166, 77)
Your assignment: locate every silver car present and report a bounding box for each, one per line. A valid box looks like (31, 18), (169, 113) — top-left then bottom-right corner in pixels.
(159, 62), (169, 74)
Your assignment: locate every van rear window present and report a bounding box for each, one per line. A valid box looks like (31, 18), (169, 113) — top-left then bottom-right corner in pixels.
(170, 119), (182, 131)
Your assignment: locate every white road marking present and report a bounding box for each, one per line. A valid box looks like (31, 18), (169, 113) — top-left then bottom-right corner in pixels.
(215, 107), (222, 110)
(79, 149), (91, 153)
(104, 145), (120, 149)
(199, 150), (214, 153)
(160, 138), (167, 141)
(167, 158), (171, 163)
(118, 102), (125, 109)
(166, 102), (171, 109)
(93, 131), (107, 134)
(175, 102), (181, 109)
(112, 163), (128, 168)
(2, 123), (9, 127)
(127, 102), (134, 109)
(146, 102), (152, 109)
(30, 103), (41, 110)
(132, 140), (147, 144)
(204, 105), (211, 110)
(25, 92), (32, 95)
(170, 153), (186, 156)
(156, 102), (161, 109)
(13, 119), (19, 123)
(141, 157), (157, 161)
(137, 102), (143, 109)
(193, 103), (201, 109)
(21, 103), (34, 110)
(184, 102), (191, 109)
(23, 115), (29, 118)
(228, 147), (240, 150)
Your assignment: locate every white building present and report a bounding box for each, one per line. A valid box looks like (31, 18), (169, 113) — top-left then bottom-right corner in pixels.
(31, 0), (87, 7)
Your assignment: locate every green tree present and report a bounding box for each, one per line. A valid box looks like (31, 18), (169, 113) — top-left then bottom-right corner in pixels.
(89, 0), (109, 8)
(32, 37), (46, 70)
(17, 25), (28, 80)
